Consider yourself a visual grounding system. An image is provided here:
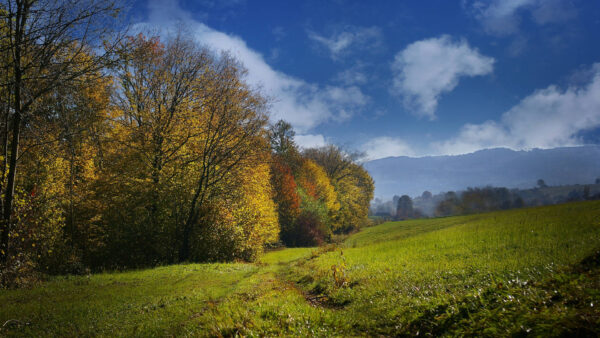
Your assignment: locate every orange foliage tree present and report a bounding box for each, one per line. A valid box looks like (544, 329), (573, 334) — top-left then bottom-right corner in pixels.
(270, 156), (301, 245)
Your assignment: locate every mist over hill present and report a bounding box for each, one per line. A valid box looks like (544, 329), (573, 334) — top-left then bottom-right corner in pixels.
(364, 146), (600, 199)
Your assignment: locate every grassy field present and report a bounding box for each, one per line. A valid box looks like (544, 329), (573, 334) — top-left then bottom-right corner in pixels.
(1, 201), (600, 336)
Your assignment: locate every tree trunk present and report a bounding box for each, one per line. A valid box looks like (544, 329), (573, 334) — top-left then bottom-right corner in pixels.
(1, 106), (20, 263)
(0, 89), (10, 263)
(1, 0), (27, 264)
(179, 180), (204, 262)
(179, 199), (197, 262)
(179, 222), (191, 262)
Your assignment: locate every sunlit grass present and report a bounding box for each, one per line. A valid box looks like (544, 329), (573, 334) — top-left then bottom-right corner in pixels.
(291, 201), (600, 335)
(259, 247), (314, 265)
(337, 202), (599, 276)
(1, 201), (599, 336)
(0, 263), (258, 336)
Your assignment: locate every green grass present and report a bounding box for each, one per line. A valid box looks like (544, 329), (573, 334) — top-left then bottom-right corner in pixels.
(291, 201), (600, 335)
(2, 201), (600, 336)
(0, 264), (258, 336)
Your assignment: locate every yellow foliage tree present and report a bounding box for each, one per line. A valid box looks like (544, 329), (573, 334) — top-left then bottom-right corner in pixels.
(195, 160), (279, 261)
(297, 159), (339, 213)
(303, 145), (374, 233)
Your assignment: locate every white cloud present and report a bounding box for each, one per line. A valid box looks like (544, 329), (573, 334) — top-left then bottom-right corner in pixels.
(391, 36), (495, 119)
(295, 134), (327, 149)
(464, 0), (577, 36)
(308, 26), (382, 60)
(335, 63), (368, 85)
(433, 121), (511, 155)
(142, 0), (368, 133)
(361, 137), (415, 161)
(435, 63), (600, 155)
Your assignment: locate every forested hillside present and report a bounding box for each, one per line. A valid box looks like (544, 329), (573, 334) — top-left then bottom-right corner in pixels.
(0, 1), (373, 287)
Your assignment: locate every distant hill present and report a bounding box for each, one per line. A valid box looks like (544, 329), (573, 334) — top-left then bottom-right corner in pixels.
(364, 146), (600, 198)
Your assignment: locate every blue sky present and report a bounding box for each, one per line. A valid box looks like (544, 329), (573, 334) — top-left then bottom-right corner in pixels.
(130, 0), (600, 160)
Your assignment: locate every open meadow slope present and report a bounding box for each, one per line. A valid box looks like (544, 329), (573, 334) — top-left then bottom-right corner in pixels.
(1, 201), (600, 336)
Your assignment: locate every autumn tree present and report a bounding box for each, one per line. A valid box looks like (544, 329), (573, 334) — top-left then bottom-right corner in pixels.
(304, 145), (374, 233)
(0, 0), (122, 263)
(332, 164), (373, 231)
(303, 144), (361, 184)
(191, 160), (279, 262)
(270, 156), (301, 245)
(23, 64), (113, 272)
(268, 121), (339, 246)
(104, 33), (273, 265)
(296, 159), (339, 212)
(269, 128), (374, 245)
(268, 119), (302, 170)
(291, 159), (339, 245)
(179, 53), (269, 262)
(105, 33), (212, 264)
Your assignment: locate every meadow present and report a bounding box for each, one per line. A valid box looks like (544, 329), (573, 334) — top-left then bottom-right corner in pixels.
(1, 201), (599, 336)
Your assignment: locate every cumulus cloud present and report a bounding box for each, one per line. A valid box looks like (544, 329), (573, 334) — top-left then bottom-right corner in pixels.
(361, 137), (415, 161)
(295, 134), (328, 149)
(308, 26), (383, 60)
(435, 63), (600, 155)
(141, 0), (369, 133)
(464, 0), (577, 36)
(391, 36), (495, 119)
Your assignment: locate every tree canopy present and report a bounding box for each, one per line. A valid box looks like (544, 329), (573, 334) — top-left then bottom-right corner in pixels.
(0, 6), (374, 286)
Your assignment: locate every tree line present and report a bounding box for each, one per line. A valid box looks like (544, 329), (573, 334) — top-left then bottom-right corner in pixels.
(0, 0), (374, 287)
(372, 179), (600, 220)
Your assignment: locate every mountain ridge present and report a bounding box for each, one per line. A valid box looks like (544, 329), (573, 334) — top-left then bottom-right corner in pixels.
(364, 145), (600, 198)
